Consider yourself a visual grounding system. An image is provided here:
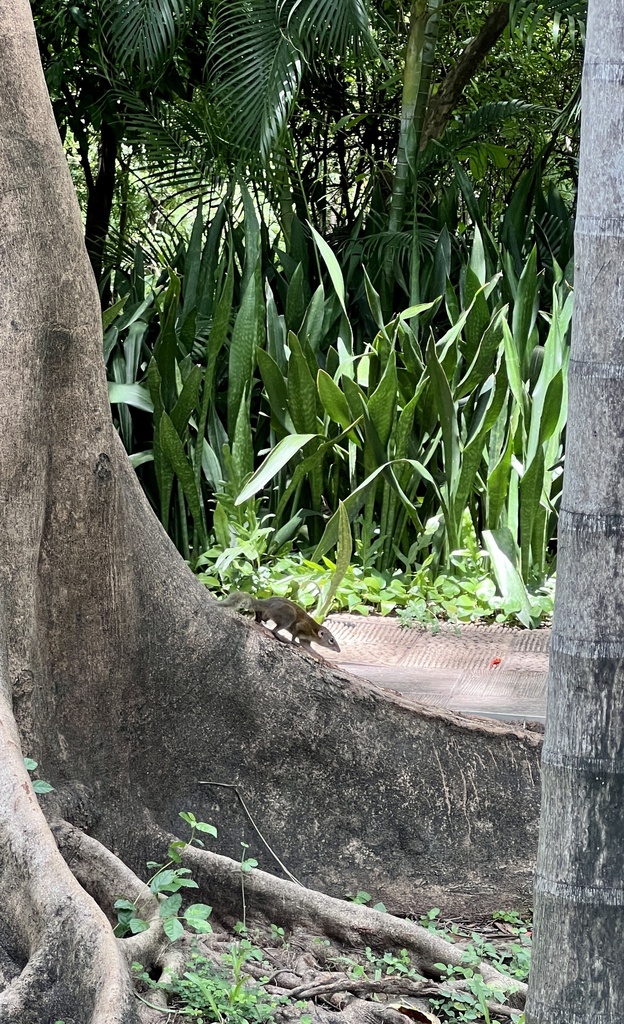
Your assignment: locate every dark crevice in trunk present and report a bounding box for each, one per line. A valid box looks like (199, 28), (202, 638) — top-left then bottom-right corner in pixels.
(84, 118), (118, 304)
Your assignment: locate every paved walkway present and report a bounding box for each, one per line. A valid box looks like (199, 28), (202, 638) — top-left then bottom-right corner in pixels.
(326, 614), (550, 723)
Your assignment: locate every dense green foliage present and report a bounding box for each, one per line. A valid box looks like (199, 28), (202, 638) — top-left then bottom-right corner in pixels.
(35, 0), (583, 623)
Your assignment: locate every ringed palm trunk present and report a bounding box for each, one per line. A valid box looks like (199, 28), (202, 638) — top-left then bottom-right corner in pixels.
(525, 0), (624, 1019)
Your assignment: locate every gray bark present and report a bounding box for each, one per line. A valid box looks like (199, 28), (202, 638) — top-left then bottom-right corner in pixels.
(525, 3), (624, 1022)
(0, 1), (540, 1020)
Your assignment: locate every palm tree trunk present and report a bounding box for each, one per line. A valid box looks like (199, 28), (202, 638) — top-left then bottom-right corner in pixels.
(525, 0), (624, 1019)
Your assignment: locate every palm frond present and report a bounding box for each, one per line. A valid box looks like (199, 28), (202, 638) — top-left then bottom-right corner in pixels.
(101, 0), (198, 72)
(418, 101), (540, 174)
(279, 0), (372, 57)
(209, 0), (302, 160)
(510, 0), (586, 46)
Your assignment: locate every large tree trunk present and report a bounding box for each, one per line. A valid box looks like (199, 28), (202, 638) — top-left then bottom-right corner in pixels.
(525, 1), (624, 1021)
(0, 3), (540, 1020)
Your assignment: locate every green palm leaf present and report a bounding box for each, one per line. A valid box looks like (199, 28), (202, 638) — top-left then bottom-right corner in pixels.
(101, 0), (198, 71)
(209, 0), (302, 160)
(279, 0), (372, 56)
(209, 0), (372, 160)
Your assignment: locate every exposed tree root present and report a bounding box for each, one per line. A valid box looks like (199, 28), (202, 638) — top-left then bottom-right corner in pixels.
(0, 702), (138, 1023)
(180, 842), (526, 1004)
(46, 819), (527, 1020)
(0, 772), (528, 1023)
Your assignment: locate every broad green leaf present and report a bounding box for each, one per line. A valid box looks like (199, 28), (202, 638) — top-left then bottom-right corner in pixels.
(363, 266), (386, 333)
(163, 917), (185, 942)
(201, 440), (223, 490)
(102, 294), (128, 332)
(129, 918), (150, 935)
(456, 307), (507, 399)
(171, 364), (203, 437)
(538, 368), (564, 445)
(147, 359), (174, 530)
(486, 429), (512, 530)
(123, 320), (148, 384)
(309, 224), (346, 314)
(463, 266), (491, 366)
(231, 388), (254, 482)
(160, 894), (183, 919)
(368, 352), (397, 449)
(316, 501), (353, 620)
(184, 904), (213, 920)
(265, 280), (287, 370)
(285, 262), (306, 334)
(257, 348), (289, 429)
(512, 245), (539, 373)
(526, 289), (572, 463)
(32, 780), (54, 794)
(425, 337), (460, 498)
(194, 259), (234, 493)
(501, 319), (528, 421)
(341, 375), (367, 422)
(228, 272), (260, 439)
(129, 450), (153, 469)
(287, 332), (318, 434)
(113, 899), (135, 911)
(153, 274), (181, 411)
(194, 821), (218, 836)
(469, 224), (487, 285)
(301, 283), (325, 352)
(482, 528), (534, 628)
(240, 182), (261, 296)
(160, 412), (207, 545)
(235, 433), (317, 504)
(198, 197), (228, 319)
(519, 446), (545, 580)
(399, 300), (437, 320)
(317, 369), (351, 428)
(108, 382), (154, 414)
(181, 202), (204, 319)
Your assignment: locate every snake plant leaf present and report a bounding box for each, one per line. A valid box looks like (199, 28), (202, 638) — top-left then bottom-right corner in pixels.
(309, 224), (347, 314)
(316, 500), (352, 620)
(228, 271), (260, 439)
(482, 528), (535, 629)
(425, 336), (460, 494)
(171, 364), (203, 437)
(486, 429), (513, 530)
(285, 262), (307, 335)
(512, 244), (539, 374)
(102, 294), (128, 332)
(287, 332), (318, 434)
(231, 389), (254, 484)
(301, 283), (326, 352)
(456, 306), (507, 399)
(108, 382), (154, 414)
(235, 433), (318, 505)
(519, 445), (545, 581)
(317, 369), (351, 428)
(257, 348), (289, 429)
(538, 368), (564, 445)
(181, 201), (204, 320)
(368, 351), (397, 449)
